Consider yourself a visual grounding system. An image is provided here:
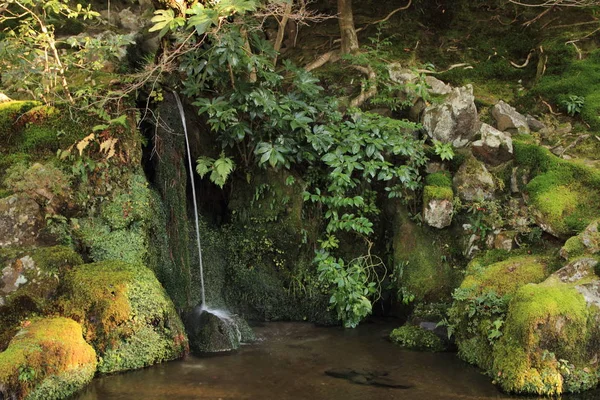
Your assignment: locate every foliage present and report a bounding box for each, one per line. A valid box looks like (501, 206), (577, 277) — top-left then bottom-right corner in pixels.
(196, 154), (236, 188)
(433, 140), (455, 161)
(561, 95), (585, 116)
(390, 325), (445, 352)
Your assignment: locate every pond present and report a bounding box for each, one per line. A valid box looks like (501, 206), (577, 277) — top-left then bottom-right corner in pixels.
(76, 320), (599, 400)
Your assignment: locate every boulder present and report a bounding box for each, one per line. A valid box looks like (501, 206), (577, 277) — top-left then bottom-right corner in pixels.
(423, 198), (453, 229)
(0, 317), (97, 400)
(453, 157), (496, 201)
(0, 93), (11, 104)
(0, 195), (43, 248)
(58, 261), (188, 374)
(560, 219), (600, 260)
(422, 85), (480, 148)
(526, 115), (546, 132)
(185, 307), (254, 353)
(492, 230), (516, 251)
(471, 123), (513, 166)
(425, 76), (452, 95)
(492, 258), (600, 395)
(491, 101), (529, 134)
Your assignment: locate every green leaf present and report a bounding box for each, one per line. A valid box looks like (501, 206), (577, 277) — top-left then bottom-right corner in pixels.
(196, 156), (214, 178)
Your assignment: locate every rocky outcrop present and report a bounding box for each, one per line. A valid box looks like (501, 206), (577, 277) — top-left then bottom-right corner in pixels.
(472, 123), (513, 166)
(422, 85), (480, 148)
(560, 219), (600, 260)
(0, 195), (43, 248)
(453, 157), (496, 201)
(492, 100), (529, 134)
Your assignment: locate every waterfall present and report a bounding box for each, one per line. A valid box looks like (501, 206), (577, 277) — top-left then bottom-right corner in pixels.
(173, 92), (206, 307)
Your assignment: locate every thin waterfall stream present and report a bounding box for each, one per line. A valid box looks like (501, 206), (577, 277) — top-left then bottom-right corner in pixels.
(173, 92), (206, 307)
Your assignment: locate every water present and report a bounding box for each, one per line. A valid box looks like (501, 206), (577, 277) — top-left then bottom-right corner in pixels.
(76, 320), (599, 400)
(173, 92), (206, 307)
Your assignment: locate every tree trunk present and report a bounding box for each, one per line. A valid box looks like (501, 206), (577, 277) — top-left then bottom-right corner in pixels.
(337, 0), (359, 54)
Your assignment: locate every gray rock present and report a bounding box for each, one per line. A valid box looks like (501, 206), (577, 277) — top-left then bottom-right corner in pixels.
(425, 76), (452, 95)
(424, 199), (453, 229)
(554, 257), (598, 284)
(422, 85), (480, 148)
(185, 307), (254, 354)
(472, 123), (513, 166)
(491, 101), (529, 134)
(0, 93), (11, 103)
(526, 115), (546, 132)
(118, 8), (144, 32)
(453, 157), (496, 201)
(388, 63), (416, 85)
(0, 195), (43, 248)
(493, 230), (516, 251)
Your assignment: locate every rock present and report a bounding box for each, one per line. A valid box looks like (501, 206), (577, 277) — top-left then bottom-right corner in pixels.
(0, 317), (96, 400)
(491, 101), (529, 134)
(388, 63), (416, 85)
(58, 261), (189, 374)
(425, 75), (452, 95)
(423, 198), (453, 229)
(118, 8), (144, 32)
(0, 195), (43, 248)
(390, 325), (445, 352)
(526, 115), (546, 132)
(325, 368), (411, 389)
(560, 220), (600, 260)
(422, 85), (480, 148)
(185, 307), (254, 354)
(553, 257), (597, 284)
(471, 123), (513, 166)
(0, 93), (11, 104)
(453, 157), (496, 201)
(493, 230), (516, 251)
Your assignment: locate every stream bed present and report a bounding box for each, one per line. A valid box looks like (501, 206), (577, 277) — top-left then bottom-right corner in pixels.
(76, 320), (599, 400)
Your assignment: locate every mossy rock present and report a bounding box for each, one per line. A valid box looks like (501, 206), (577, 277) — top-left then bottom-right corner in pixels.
(0, 317), (96, 400)
(560, 220), (600, 261)
(390, 325), (445, 352)
(0, 246), (83, 350)
(0, 101), (40, 143)
(185, 309), (254, 354)
(492, 281), (592, 395)
(514, 140), (600, 238)
(392, 206), (460, 303)
(58, 261), (188, 374)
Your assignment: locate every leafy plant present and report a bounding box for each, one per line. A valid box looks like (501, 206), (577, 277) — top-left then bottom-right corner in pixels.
(433, 140), (455, 161)
(561, 95), (585, 116)
(196, 154), (236, 188)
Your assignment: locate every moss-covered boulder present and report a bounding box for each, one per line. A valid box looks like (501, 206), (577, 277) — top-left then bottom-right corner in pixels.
(0, 317), (96, 400)
(58, 261), (188, 374)
(392, 206), (460, 303)
(390, 325), (445, 352)
(448, 254), (551, 371)
(514, 140), (600, 238)
(491, 259), (600, 395)
(561, 220), (600, 261)
(453, 156), (496, 201)
(0, 246), (82, 350)
(0, 195), (44, 248)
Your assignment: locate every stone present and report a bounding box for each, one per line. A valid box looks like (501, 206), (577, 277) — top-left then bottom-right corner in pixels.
(0, 195), (43, 248)
(560, 220), (600, 260)
(553, 257), (597, 284)
(493, 230), (516, 251)
(472, 123), (513, 166)
(0, 93), (11, 103)
(422, 85), (480, 148)
(526, 115), (546, 132)
(424, 199), (453, 229)
(118, 8), (145, 32)
(388, 63), (416, 85)
(453, 157), (496, 201)
(491, 100), (529, 134)
(185, 307), (254, 354)
(425, 75), (452, 95)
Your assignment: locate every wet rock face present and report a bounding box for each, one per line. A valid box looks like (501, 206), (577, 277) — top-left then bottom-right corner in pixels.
(0, 255), (35, 306)
(472, 123), (513, 166)
(423, 199), (453, 229)
(491, 100), (529, 134)
(185, 308), (254, 354)
(422, 84), (480, 148)
(0, 195), (43, 248)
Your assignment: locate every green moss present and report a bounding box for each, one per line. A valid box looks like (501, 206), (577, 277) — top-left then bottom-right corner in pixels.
(390, 325), (445, 352)
(562, 236), (587, 260)
(423, 185), (453, 204)
(77, 218), (147, 265)
(425, 172), (453, 188)
(0, 101), (40, 144)
(492, 281), (590, 395)
(514, 140), (600, 237)
(58, 261), (188, 374)
(0, 317), (96, 400)
(461, 255), (549, 297)
(393, 207), (461, 303)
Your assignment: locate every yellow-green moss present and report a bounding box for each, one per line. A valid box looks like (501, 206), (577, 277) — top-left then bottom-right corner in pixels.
(425, 172), (453, 188)
(461, 255), (549, 297)
(58, 261), (188, 374)
(514, 140), (600, 237)
(0, 317), (96, 400)
(423, 185), (453, 204)
(492, 282), (590, 395)
(0, 101), (40, 143)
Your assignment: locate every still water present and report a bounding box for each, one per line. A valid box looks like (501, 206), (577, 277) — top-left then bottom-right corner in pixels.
(76, 320), (599, 400)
